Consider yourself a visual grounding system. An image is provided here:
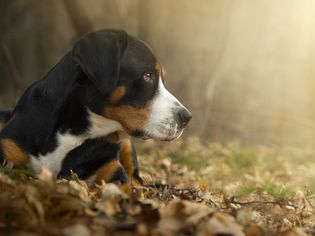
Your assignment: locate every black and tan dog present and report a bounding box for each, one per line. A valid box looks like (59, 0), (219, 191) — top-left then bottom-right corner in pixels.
(0, 29), (192, 185)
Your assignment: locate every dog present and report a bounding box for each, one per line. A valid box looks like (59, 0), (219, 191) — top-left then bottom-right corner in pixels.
(0, 29), (192, 185)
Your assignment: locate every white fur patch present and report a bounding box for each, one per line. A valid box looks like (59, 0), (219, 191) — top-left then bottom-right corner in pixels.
(88, 110), (123, 138)
(30, 133), (86, 175)
(146, 76), (187, 140)
(30, 110), (123, 176)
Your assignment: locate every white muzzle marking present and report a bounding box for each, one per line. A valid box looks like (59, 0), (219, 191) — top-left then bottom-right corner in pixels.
(146, 76), (189, 141)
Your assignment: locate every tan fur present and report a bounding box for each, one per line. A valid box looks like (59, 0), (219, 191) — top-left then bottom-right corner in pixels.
(94, 160), (122, 184)
(155, 63), (161, 73)
(0, 122), (4, 130)
(104, 102), (152, 135)
(104, 132), (120, 143)
(110, 86), (126, 103)
(155, 63), (167, 81)
(1, 138), (29, 166)
(119, 139), (134, 179)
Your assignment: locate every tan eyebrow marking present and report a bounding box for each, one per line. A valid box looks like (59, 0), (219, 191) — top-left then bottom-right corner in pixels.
(155, 63), (167, 81)
(155, 63), (161, 73)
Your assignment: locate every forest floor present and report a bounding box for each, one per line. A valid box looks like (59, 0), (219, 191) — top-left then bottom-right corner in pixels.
(1, 137), (315, 236)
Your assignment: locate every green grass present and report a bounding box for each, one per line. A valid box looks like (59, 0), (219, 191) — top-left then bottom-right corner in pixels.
(222, 150), (256, 170)
(0, 167), (36, 177)
(236, 182), (293, 199)
(168, 152), (204, 170)
(236, 185), (257, 197)
(261, 182), (293, 198)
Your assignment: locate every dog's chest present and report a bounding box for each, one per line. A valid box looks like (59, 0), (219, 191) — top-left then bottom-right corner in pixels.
(30, 133), (86, 175)
(29, 111), (123, 176)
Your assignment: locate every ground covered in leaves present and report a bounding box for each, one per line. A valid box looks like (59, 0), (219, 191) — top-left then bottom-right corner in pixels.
(1, 138), (315, 235)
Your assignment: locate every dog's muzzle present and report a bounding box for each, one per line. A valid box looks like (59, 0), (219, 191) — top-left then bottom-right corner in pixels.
(145, 77), (192, 141)
(177, 108), (192, 129)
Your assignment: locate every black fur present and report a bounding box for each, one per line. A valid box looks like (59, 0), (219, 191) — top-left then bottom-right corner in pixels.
(0, 52), (86, 156)
(110, 167), (129, 183)
(58, 138), (120, 180)
(130, 142), (143, 184)
(72, 30), (127, 95)
(0, 29), (160, 183)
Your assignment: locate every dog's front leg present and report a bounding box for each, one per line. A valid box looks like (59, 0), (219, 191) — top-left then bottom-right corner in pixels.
(119, 139), (143, 186)
(58, 138), (128, 185)
(93, 158), (129, 184)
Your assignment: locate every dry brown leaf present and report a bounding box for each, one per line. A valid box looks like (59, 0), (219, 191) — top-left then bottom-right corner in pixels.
(245, 225), (264, 236)
(158, 200), (214, 235)
(198, 180), (208, 192)
(98, 182), (128, 199)
(63, 224), (91, 236)
(199, 212), (245, 236)
(277, 228), (308, 236)
(1, 139), (315, 235)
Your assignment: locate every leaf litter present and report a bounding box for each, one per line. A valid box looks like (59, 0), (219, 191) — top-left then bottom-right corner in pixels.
(1, 137), (315, 235)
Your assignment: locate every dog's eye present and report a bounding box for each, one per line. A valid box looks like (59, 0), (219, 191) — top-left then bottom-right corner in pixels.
(143, 73), (153, 83)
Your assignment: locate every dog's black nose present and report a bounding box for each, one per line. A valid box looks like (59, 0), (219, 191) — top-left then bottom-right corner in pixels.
(178, 108), (192, 127)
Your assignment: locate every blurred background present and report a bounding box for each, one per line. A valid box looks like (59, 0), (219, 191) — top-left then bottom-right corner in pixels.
(1, 0), (315, 147)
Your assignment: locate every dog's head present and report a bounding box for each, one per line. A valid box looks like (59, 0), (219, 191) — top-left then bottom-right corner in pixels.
(72, 30), (191, 141)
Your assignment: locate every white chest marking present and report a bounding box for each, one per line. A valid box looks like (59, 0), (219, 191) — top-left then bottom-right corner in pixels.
(30, 110), (123, 176)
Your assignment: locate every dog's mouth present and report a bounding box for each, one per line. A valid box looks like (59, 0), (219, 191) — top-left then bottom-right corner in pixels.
(145, 129), (184, 141)
(127, 125), (185, 141)
(140, 124), (186, 141)
(118, 120), (187, 141)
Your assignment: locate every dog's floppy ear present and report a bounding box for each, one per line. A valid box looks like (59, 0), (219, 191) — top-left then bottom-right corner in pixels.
(72, 30), (127, 94)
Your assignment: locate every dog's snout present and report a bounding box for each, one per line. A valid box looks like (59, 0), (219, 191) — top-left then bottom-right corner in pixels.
(177, 108), (192, 127)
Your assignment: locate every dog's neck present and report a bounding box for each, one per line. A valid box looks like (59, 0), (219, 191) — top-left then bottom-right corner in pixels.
(53, 58), (125, 140)
(86, 109), (123, 139)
